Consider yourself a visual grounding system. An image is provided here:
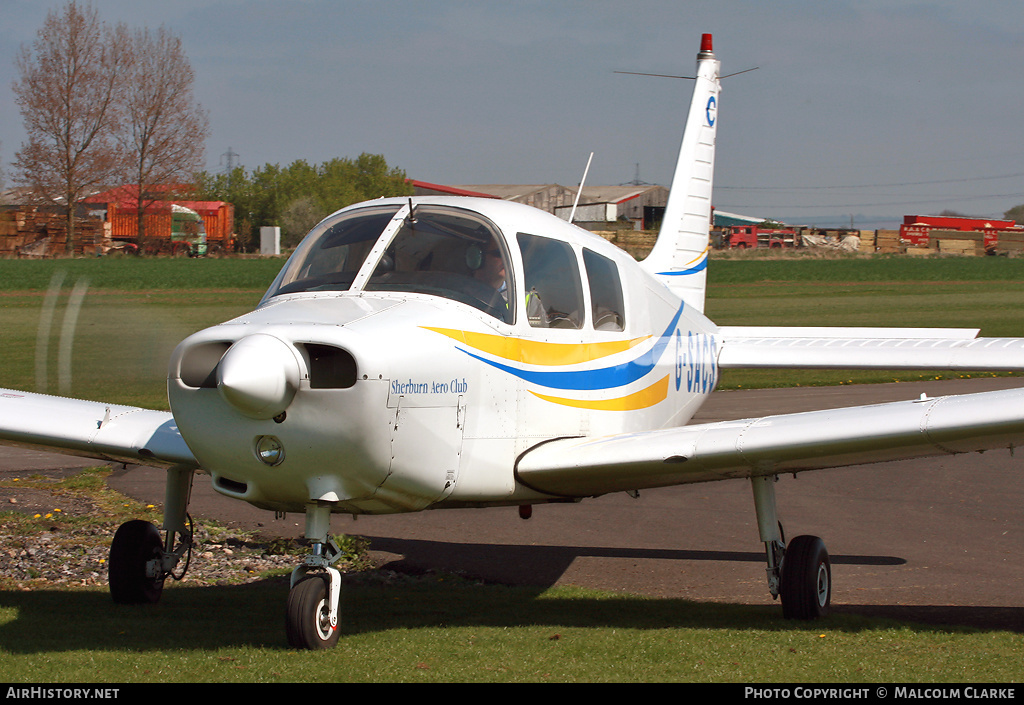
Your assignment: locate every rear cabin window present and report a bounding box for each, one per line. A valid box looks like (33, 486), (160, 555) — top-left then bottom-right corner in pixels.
(583, 249), (625, 331)
(517, 233), (584, 329)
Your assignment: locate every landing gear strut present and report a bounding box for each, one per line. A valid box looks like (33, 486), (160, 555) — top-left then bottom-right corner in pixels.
(286, 501), (344, 650)
(109, 466), (195, 604)
(750, 475), (831, 620)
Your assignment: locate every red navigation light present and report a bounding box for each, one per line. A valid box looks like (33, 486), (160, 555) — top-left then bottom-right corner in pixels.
(701, 34), (713, 53)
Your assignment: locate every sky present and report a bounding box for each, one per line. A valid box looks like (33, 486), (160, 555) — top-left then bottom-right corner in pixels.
(1, 0), (1023, 228)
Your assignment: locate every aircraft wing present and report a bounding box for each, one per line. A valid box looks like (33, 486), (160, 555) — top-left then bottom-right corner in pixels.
(0, 388), (198, 470)
(515, 385), (1024, 497)
(717, 326), (1024, 370)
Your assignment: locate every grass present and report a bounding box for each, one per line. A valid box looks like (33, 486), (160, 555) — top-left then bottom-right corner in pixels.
(1, 254), (1023, 681)
(0, 256), (286, 291)
(9, 254), (1021, 406)
(0, 574), (1021, 682)
(705, 255), (1024, 389)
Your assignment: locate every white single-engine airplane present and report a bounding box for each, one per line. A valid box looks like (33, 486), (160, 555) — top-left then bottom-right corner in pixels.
(2, 34), (1024, 649)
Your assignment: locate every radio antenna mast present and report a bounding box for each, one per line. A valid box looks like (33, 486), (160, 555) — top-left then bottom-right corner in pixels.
(568, 152), (594, 224)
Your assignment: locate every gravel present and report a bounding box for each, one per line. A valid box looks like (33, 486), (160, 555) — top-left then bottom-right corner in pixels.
(0, 477), (328, 591)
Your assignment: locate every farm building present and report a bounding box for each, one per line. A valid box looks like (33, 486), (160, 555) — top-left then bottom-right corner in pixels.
(409, 180), (668, 229)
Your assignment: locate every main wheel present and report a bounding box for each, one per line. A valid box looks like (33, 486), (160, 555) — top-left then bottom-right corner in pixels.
(780, 535), (831, 620)
(286, 577), (340, 649)
(109, 520), (166, 604)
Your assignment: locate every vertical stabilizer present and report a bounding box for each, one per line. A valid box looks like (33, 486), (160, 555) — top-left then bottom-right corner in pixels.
(640, 33), (721, 313)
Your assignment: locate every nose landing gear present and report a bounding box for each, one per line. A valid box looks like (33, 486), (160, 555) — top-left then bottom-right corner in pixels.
(286, 502), (345, 650)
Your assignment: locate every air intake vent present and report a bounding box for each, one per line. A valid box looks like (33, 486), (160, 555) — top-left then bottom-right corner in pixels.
(179, 342), (232, 388)
(303, 344), (357, 389)
(215, 475), (248, 495)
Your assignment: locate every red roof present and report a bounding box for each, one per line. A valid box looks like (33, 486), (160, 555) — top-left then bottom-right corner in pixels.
(83, 185), (227, 212)
(408, 180), (500, 198)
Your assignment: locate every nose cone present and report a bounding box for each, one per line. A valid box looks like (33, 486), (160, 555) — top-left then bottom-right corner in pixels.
(216, 334), (301, 419)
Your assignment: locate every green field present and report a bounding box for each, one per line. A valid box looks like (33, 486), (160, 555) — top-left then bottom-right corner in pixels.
(2, 255), (1023, 408)
(0, 255), (1022, 682)
(706, 256), (1024, 389)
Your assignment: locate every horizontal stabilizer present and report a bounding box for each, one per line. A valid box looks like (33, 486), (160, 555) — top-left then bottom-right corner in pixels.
(717, 327), (1024, 370)
(0, 388), (197, 469)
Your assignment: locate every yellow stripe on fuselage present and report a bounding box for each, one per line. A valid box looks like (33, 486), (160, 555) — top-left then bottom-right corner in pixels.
(423, 327), (651, 367)
(530, 375), (670, 411)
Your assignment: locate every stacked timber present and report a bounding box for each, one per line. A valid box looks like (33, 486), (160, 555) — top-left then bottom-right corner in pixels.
(874, 229), (903, 254)
(928, 229), (985, 256)
(596, 230), (657, 259)
(995, 230), (1024, 256)
(0, 206), (109, 257)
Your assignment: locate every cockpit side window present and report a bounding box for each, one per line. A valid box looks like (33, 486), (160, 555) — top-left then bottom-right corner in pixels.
(583, 249), (625, 332)
(265, 205), (400, 298)
(364, 207), (514, 323)
(517, 233), (584, 329)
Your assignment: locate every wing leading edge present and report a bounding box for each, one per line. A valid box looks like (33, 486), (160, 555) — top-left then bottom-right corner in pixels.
(515, 386), (1024, 497)
(0, 388), (197, 470)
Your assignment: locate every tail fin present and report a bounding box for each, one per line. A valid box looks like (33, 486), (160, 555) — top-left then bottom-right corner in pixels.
(640, 33), (721, 313)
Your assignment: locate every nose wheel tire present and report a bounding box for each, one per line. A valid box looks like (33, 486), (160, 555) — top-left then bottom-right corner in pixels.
(109, 520), (166, 604)
(780, 535), (831, 620)
(286, 577), (340, 649)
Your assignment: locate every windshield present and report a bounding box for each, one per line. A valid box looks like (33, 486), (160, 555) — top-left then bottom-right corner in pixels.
(365, 206), (514, 323)
(263, 204), (514, 323)
(265, 205), (400, 297)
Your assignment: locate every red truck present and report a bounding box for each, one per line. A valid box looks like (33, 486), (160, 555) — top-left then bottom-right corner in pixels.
(726, 226), (798, 248)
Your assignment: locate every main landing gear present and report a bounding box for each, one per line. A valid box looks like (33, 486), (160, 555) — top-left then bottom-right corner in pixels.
(108, 467), (195, 605)
(750, 475), (832, 620)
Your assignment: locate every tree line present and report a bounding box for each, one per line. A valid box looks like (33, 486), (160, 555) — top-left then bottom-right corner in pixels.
(192, 153), (412, 251)
(10, 2), (412, 255)
(11, 2), (208, 253)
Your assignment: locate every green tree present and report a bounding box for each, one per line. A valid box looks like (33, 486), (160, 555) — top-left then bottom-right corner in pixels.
(1003, 204), (1024, 223)
(281, 196), (327, 248)
(192, 154), (411, 250)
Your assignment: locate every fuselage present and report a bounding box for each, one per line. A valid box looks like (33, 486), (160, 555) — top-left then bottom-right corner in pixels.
(167, 196), (719, 514)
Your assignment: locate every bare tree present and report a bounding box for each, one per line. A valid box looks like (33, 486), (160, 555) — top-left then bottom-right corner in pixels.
(121, 25), (209, 248)
(11, 2), (127, 254)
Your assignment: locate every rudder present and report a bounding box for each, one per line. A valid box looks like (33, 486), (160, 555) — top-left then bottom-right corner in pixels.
(640, 33), (721, 313)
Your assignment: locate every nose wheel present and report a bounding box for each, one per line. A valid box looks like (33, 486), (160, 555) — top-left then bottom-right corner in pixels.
(286, 574), (341, 649)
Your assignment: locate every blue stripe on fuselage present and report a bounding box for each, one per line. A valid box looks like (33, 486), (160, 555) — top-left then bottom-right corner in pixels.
(456, 302), (686, 391)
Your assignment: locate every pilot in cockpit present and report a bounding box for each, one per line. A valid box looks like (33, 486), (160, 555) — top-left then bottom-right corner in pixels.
(473, 245), (507, 301)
